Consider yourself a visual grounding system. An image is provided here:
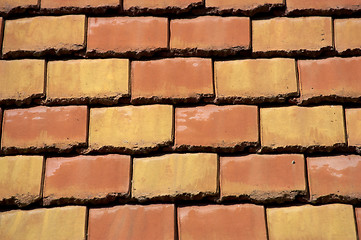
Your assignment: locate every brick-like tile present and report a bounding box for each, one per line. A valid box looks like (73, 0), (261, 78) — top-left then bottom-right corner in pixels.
(131, 58), (213, 102)
(356, 208), (361, 240)
(267, 204), (357, 240)
(124, 0), (201, 10)
(215, 58), (298, 102)
(206, 0), (284, 11)
(299, 57), (361, 103)
(87, 17), (168, 54)
(260, 106), (346, 150)
(0, 60), (45, 103)
(1, 106), (88, 152)
(132, 153), (218, 200)
(41, 0), (119, 9)
(0, 0), (38, 12)
(335, 18), (361, 53)
(178, 204), (267, 240)
(3, 15), (86, 56)
(89, 105), (173, 152)
(88, 204), (174, 240)
(346, 108), (361, 147)
(43, 154), (131, 205)
(0, 155), (43, 206)
(0, 18), (3, 49)
(220, 154), (306, 201)
(170, 16), (250, 51)
(47, 59), (129, 103)
(253, 17), (332, 53)
(287, 0), (361, 12)
(175, 105), (258, 149)
(0, 206), (87, 240)
(308, 155), (361, 201)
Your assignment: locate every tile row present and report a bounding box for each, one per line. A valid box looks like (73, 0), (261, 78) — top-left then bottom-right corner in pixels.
(1, 16), (361, 58)
(2, 153), (361, 206)
(0, 203), (360, 240)
(1, 0), (361, 14)
(2, 57), (361, 105)
(1, 104), (361, 154)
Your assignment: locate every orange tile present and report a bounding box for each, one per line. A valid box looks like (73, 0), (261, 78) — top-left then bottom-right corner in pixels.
(221, 154), (306, 200)
(206, 0), (284, 10)
(287, 0), (361, 12)
(3, 15), (86, 55)
(299, 57), (361, 103)
(0, 0), (38, 12)
(44, 154), (130, 205)
(170, 16), (250, 51)
(1, 106), (88, 152)
(356, 208), (361, 240)
(87, 17), (168, 54)
(346, 108), (361, 147)
(41, 0), (119, 9)
(124, 0), (201, 9)
(335, 18), (361, 52)
(253, 17), (332, 53)
(131, 58), (213, 101)
(175, 105), (258, 149)
(308, 155), (361, 201)
(178, 204), (267, 240)
(88, 204), (175, 240)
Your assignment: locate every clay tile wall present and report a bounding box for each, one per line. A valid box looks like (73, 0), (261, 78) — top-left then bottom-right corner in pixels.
(1, 1), (361, 239)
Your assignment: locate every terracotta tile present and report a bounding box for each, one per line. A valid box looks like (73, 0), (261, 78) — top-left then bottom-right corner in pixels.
(175, 105), (258, 149)
(267, 204), (357, 240)
(131, 58), (213, 102)
(88, 204), (175, 240)
(0, 155), (43, 206)
(308, 155), (361, 201)
(3, 15), (86, 56)
(260, 106), (346, 150)
(253, 17), (332, 53)
(287, 0), (361, 12)
(89, 105), (173, 152)
(124, 0), (201, 10)
(0, 206), (87, 240)
(178, 204), (267, 240)
(215, 58), (298, 102)
(335, 18), (361, 53)
(355, 208), (361, 240)
(41, 0), (119, 9)
(0, 18), (3, 48)
(346, 108), (361, 147)
(299, 57), (361, 103)
(221, 154), (306, 201)
(47, 59), (129, 102)
(0, 0), (38, 12)
(87, 17), (168, 54)
(206, 0), (284, 10)
(132, 153), (218, 200)
(43, 154), (131, 205)
(0, 60), (45, 103)
(1, 106), (88, 152)
(170, 16), (250, 51)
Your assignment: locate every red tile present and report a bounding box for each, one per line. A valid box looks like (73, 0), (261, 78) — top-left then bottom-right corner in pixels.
(124, 0), (201, 10)
(87, 17), (168, 54)
(356, 208), (361, 240)
(41, 0), (119, 9)
(175, 105), (258, 149)
(1, 106), (88, 152)
(178, 204), (267, 240)
(308, 155), (361, 201)
(88, 204), (175, 240)
(44, 154), (131, 205)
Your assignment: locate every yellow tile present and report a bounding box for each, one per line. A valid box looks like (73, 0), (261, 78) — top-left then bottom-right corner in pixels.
(0, 60), (45, 101)
(253, 17), (332, 52)
(132, 153), (218, 199)
(89, 105), (173, 151)
(267, 204), (357, 240)
(346, 108), (361, 147)
(47, 59), (129, 100)
(0, 206), (86, 240)
(0, 156), (43, 206)
(261, 106), (346, 148)
(335, 18), (361, 52)
(215, 58), (297, 99)
(0, 0), (38, 12)
(3, 15), (85, 54)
